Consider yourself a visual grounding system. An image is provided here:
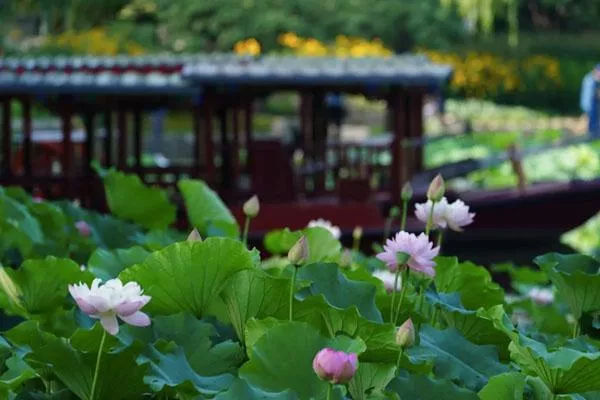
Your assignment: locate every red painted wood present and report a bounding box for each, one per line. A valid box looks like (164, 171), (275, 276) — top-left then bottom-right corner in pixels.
(244, 99), (254, 186)
(21, 98), (32, 177)
(408, 90), (425, 174)
(133, 108), (142, 170)
(83, 112), (95, 175)
(60, 102), (73, 196)
(103, 110), (113, 167)
(250, 139), (296, 202)
(231, 105), (240, 186)
(203, 93), (216, 184)
(117, 110), (128, 170)
(2, 97), (12, 176)
(192, 102), (203, 176)
(389, 90), (407, 205)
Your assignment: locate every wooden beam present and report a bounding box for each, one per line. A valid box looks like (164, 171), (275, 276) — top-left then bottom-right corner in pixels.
(103, 110), (113, 167)
(117, 110), (128, 170)
(2, 97), (12, 177)
(21, 97), (32, 177)
(83, 112), (95, 175)
(133, 108), (143, 171)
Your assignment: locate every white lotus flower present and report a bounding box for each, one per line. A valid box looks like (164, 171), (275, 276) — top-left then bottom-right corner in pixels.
(308, 219), (341, 239)
(373, 269), (401, 292)
(68, 278), (151, 335)
(528, 287), (554, 306)
(415, 197), (475, 232)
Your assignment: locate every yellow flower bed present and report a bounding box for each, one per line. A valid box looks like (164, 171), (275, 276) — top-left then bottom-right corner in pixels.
(417, 49), (561, 97)
(47, 28), (145, 56)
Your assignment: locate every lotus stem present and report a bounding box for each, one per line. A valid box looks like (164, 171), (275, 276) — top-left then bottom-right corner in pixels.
(326, 383), (333, 400)
(425, 202), (436, 237)
(90, 330), (107, 400)
(572, 318), (581, 338)
(394, 268), (410, 325)
(242, 217), (251, 246)
(390, 269), (400, 322)
(437, 230), (444, 249)
(396, 347), (404, 371)
(383, 216), (392, 242)
(400, 199), (408, 231)
(289, 266), (298, 321)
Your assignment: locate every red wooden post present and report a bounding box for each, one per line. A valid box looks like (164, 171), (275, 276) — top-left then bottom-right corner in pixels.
(192, 102), (203, 176)
(203, 91), (216, 184)
(2, 97), (12, 177)
(408, 90), (425, 174)
(244, 98), (254, 188)
(22, 97), (32, 177)
(103, 109), (113, 167)
(312, 91), (327, 195)
(117, 109), (128, 170)
(83, 112), (95, 175)
(60, 101), (73, 197)
(219, 107), (231, 192)
(231, 105), (240, 186)
(133, 108), (142, 171)
(389, 89), (408, 205)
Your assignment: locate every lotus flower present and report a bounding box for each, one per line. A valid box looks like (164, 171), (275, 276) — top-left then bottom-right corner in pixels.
(415, 197), (449, 230)
(75, 220), (92, 237)
(373, 269), (401, 293)
(243, 195), (260, 218)
(415, 197), (475, 232)
(312, 348), (358, 384)
(377, 231), (439, 276)
(68, 278), (151, 335)
(308, 219), (341, 239)
(396, 319), (415, 348)
(528, 287), (554, 305)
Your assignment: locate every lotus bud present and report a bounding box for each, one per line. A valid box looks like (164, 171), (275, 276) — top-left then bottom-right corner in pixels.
(427, 174), (445, 203)
(187, 228), (202, 242)
(288, 236), (309, 265)
(75, 220), (91, 238)
(352, 226), (363, 241)
(340, 249), (353, 268)
(243, 195), (260, 218)
(401, 182), (413, 202)
(312, 348), (358, 384)
(396, 319), (415, 348)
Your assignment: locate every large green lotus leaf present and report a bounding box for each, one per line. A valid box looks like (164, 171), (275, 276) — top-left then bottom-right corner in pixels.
(244, 317), (283, 354)
(177, 179), (239, 238)
(220, 269), (293, 342)
(434, 257), (504, 309)
(506, 298), (571, 336)
(55, 201), (141, 250)
(407, 325), (508, 391)
(87, 246), (150, 280)
(480, 306), (600, 394)
(427, 291), (510, 360)
(28, 202), (69, 257)
(0, 257), (93, 318)
(478, 372), (526, 400)
(150, 313), (243, 376)
(102, 169), (176, 230)
(491, 263), (549, 286)
(0, 188), (44, 257)
(534, 253), (600, 319)
(140, 344), (233, 397)
(264, 229), (303, 255)
(120, 238), (255, 317)
(5, 321), (148, 400)
(132, 229), (186, 251)
(294, 295), (398, 363)
(239, 321), (365, 399)
(386, 371), (479, 400)
(10, 389), (73, 399)
(263, 228), (341, 263)
(297, 263), (382, 322)
(214, 378), (296, 399)
(347, 362), (396, 400)
(0, 336), (36, 392)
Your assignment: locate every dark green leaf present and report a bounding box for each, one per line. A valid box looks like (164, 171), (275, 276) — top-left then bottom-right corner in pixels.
(478, 372), (526, 400)
(87, 247), (149, 280)
(387, 372), (479, 400)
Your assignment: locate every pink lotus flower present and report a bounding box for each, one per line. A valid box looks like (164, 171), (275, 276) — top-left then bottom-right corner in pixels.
(415, 198), (449, 230)
(68, 278), (151, 335)
(376, 231), (440, 277)
(75, 220), (92, 237)
(373, 270), (401, 293)
(528, 287), (554, 306)
(312, 348), (358, 384)
(415, 197), (475, 232)
(396, 319), (416, 348)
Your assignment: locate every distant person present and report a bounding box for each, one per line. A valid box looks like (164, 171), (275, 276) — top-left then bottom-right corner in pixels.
(580, 64), (600, 138)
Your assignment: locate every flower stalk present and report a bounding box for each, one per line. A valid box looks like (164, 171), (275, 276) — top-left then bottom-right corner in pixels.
(90, 330), (107, 400)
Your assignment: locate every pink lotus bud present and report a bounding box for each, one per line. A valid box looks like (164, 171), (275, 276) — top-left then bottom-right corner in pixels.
(396, 319), (415, 348)
(32, 196), (44, 203)
(352, 226), (363, 241)
(340, 249), (353, 268)
(427, 174), (445, 202)
(187, 228), (202, 242)
(75, 220), (91, 238)
(243, 195), (260, 218)
(288, 235), (309, 265)
(312, 348), (358, 384)
(401, 182), (413, 201)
